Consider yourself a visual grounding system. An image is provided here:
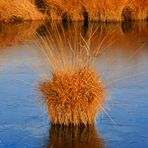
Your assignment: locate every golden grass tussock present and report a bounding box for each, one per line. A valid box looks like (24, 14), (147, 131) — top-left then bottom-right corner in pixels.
(47, 125), (104, 148)
(122, 0), (148, 21)
(45, 0), (83, 21)
(38, 23), (107, 126)
(81, 0), (129, 22)
(39, 66), (106, 126)
(0, 0), (47, 22)
(130, 0), (148, 20)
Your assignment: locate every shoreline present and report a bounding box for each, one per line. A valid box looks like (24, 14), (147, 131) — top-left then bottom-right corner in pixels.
(0, 0), (147, 23)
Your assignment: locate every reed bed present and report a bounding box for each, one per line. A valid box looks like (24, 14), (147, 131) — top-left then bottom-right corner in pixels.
(45, 0), (148, 21)
(0, 0), (147, 22)
(38, 23), (107, 126)
(45, 0), (83, 21)
(123, 0), (148, 21)
(0, 0), (47, 22)
(47, 125), (104, 148)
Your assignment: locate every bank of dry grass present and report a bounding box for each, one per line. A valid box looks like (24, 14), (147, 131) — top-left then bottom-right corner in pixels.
(0, 0), (147, 22)
(46, 0), (148, 21)
(0, 0), (47, 22)
(0, 21), (43, 48)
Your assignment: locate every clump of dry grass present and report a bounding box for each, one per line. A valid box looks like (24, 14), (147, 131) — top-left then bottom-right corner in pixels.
(0, 0), (47, 22)
(122, 0), (148, 21)
(81, 0), (129, 22)
(45, 0), (83, 21)
(129, 0), (148, 20)
(48, 125), (104, 147)
(39, 66), (105, 125)
(38, 23), (107, 126)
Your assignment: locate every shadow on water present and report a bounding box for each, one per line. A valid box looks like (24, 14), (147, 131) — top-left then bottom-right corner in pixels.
(45, 125), (104, 148)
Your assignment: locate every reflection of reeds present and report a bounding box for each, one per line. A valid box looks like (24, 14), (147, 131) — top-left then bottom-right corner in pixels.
(0, 0), (47, 22)
(0, 21), (43, 48)
(47, 125), (104, 148)
(38, 23), (106, 126)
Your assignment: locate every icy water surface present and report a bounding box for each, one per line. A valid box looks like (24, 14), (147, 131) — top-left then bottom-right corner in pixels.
(0, 21), (148, 148)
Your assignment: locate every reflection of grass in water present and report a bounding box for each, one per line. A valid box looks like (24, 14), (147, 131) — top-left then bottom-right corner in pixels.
(38, 23), (107, 126)
(47, 125), (104, 148)
(0, 21), (43, 48)
(88, 22), (148, 53)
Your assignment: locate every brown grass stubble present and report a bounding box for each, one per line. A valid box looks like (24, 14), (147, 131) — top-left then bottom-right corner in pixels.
(38, 23), (107, 126)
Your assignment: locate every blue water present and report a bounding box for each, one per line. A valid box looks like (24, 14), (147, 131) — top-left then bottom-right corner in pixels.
(0, 22), (148, 148)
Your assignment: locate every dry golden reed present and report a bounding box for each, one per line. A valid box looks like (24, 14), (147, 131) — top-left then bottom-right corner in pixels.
(0, 0), (147, 22)
(45, 0), (148, 21)
(0, 0), (47, 22)
(38, 23), (107, 126)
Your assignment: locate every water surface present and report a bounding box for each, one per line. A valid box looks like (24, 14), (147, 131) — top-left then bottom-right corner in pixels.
(0, 21), (148, 148)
